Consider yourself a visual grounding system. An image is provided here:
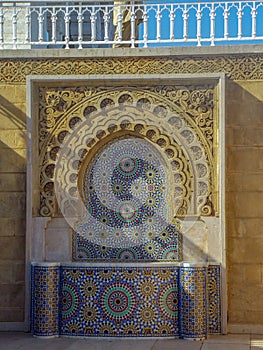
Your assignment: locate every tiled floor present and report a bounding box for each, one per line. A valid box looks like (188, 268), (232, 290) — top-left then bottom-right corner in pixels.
(0, 333), (263, 350)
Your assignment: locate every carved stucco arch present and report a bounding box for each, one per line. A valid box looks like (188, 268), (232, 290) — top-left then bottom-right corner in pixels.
(39, 86), (216, 219)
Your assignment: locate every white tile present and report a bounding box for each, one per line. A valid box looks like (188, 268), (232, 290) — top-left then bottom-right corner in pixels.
(204, 334), (250, 344)
(66, 339), (156, 350)
(202, 343), (250, 350)
(66, 339), (112, 350)
(152, 339), (203, 350)
(106, 339), (156, 350)
(0, 333), (31, 350)
(14, 337), (75, 350)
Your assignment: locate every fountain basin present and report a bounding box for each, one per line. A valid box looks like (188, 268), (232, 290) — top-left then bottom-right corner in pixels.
(31, 261), (221, 339)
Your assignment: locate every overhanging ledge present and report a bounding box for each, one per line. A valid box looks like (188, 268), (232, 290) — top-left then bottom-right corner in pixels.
(1, 44), (263, 60)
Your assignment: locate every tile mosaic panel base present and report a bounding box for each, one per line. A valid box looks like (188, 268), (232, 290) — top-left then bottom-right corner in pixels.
(31, 264), (60, 337)
(179, 266), (207, 339)
(61, 266), (179, 337)
(31, 264), (221, 338)
(208, 265), (222, 334)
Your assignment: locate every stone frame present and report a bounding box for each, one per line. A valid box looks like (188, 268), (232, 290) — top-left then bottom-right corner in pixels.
(26, 73), (226, 333)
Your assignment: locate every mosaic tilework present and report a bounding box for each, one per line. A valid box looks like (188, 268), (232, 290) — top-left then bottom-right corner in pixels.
(31, 264), (221, 338)
(208, 265), (222, 334)
(74, 138), (182, 261)
(31, 265), (60, 337)
(60, 265), (180, 337)
(73, 226), (182, 262)
(179, 266), (207, 340)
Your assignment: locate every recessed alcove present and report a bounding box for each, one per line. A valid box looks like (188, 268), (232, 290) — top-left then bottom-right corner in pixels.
(27, 74), (226, 338)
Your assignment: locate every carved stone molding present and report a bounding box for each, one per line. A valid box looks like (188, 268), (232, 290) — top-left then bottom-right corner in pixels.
(0, 54), (263, 82)
(37, 85), (218, 219)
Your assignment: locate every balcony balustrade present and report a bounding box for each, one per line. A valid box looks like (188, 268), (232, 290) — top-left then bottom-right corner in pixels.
(0, 0), (263, 49)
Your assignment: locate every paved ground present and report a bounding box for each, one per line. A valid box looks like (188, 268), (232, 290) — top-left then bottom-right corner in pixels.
(0, 333), (263, 350)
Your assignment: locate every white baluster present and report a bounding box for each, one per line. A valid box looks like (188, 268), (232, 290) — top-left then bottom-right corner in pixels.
(197, 3), (201, 46)
(238, 3), (242, 39)
(169, 5), (175, 41)
(91, 6), (96, 42)
(64, 4), (70, 49)
(252, 4), (256, 39)
(25, 6), (30, 44)
(130, 3), (136, 47)
(143, 9), (148, 48)
(156, 5), (162, 41)
(38, 7), (44, 43)
(0, 6), (4, 49)
(51, 7), (57, 43)
(183, 6), (189, 41)
(117, 5), (123, 42)
(12, 6), (17, 48)
(78, 5), (83, 48)
(103, 8), (109, 42)
(224, 6), (229, 40)
(210, 4), (215, 46)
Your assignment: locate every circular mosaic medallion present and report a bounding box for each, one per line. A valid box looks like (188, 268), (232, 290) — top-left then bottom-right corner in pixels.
(144, 241), (159, 255)
(66, 268), (83, 282)
(64, 320), (82, 335)
(117, 156), (138, 176)
(116, 247), (138, 260)
(121, 268), (139, 281)
(98, 269), (114, 281)
(130, 178), (147, 200)
(145, 168), (156, 180)
(116, 201), (138, 222)
(98, 245), (110, 256)
(159, 286), (178, 319)
(76, 245), (92, 259)
(144, 215), (156, 227)
(137, 304), (157, 325)
(98, 321), (116, 336)
(162, 246), (178, 260)
(158, 228), (169, 241)
(155, 321), (175, 336)
(112, 182), (124, 194)
(61, 285), (78, 318)
(156, 268), (173, 282)
(138, 280), (157, 299)
(80, 280), (98, 298)
(101, 283), (136, 321)
(145, 196), (157, 208)
(121, 321), (139, 336)
(80, 303), (98, 323)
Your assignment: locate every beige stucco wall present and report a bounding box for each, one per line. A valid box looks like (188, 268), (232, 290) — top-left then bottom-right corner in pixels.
(0, 84), (26, 322)
(0, 47), (262, 331)
(226, 80), (263, 328)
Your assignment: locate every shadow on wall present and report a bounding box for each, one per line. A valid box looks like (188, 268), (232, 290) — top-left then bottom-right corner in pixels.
(0, 93), (27, 323)
(0, 93), (26, 173)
